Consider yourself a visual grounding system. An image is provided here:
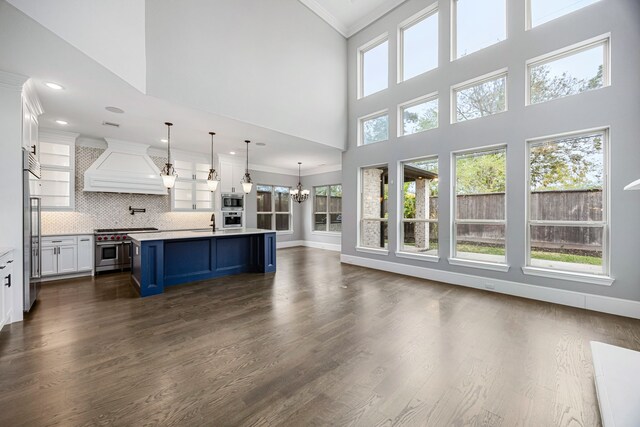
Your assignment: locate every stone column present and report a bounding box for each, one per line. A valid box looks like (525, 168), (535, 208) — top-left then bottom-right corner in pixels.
(362, 168), (384, 247)
(414, 178), (429, 251)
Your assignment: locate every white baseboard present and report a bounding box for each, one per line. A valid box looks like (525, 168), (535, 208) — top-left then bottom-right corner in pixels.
(277, 240), (341, 252)
(341, 254), (640, 320)
(40, 271), (93, 282)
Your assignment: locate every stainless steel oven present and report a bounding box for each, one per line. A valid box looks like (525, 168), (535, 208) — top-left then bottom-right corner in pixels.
(94, 228), (157, 273)
(222, 211), (243, 228)
(221, 193), (244, 211)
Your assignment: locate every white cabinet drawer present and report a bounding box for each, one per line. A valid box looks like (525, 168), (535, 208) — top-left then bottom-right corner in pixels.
(43, 236), (77, 247)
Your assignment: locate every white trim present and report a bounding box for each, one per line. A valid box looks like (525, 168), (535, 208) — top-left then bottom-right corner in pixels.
(527, 0), (604, 30)
(0, 70), (28, 91)
(275, 240), (341, 252)
(397, 92), (439, 137)
(358, 109), (390, 147)
(311, 231), (341, 237)
(397, 4), (439, 84)
(451, 68), (509, 124)
(300, 0), (409, 38)
(525, 34), (610, 106)
(356, 246), (389, 255)
(341, 254), (640, 319)
(40, 271), (93, 282)
(522, 266), (613, 286)
(451, 0), (508, 61)
(395, 251), (439, 262)
(357, 33), (389, 100)
(448, 257), (510, 272)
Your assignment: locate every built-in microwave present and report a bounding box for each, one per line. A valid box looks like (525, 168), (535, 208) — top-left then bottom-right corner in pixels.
(221, 193), (244, 211)
(222, 211), (243, 228)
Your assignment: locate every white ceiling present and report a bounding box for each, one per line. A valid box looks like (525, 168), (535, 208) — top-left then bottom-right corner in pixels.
(0, 1), (343, 176)
(299, 0), (407, 37)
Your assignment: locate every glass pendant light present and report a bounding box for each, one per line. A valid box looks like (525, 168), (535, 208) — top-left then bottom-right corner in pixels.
(160, 122), (178, 189)
(240, 140), (253, 194)
(290, 162), (310, 203)
(207, 131), (220, 192)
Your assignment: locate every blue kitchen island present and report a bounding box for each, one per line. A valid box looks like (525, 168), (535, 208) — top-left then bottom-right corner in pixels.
(128, 229), (277, 297)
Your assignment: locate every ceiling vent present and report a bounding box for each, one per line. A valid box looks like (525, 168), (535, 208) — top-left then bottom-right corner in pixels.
(83, 139), (166, 195)
(102, 121), (120, 128)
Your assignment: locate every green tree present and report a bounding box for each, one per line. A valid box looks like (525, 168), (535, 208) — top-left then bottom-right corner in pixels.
(456, 151), (506, 194)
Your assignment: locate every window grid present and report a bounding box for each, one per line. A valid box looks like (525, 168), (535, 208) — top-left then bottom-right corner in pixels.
(451, 69), (508, 124)
(358, 33), (389, 99)
(451, 0), (507, 60)
(525, 128), (609, 276)
(451, 146), (508, 265)
(313, 185), (342, 233)
(257, 185), (292, 232)
(358, 110), (389, 146)
(398, 4), (439, 83)
(359, 165), (389, 250)
(398, 92), (439, 137)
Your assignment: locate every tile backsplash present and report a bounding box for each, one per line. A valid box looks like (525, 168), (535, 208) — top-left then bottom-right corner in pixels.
(42, 145), (212, 235)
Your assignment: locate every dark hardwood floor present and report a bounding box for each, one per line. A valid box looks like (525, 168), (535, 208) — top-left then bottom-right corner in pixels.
(1, 247), (639, 426)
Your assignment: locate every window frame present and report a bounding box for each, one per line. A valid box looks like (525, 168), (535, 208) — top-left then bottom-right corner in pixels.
(525, 34), (611, 106)
(357, 164), (389, 255)
(451, 68), (508, 124)
(451, 0), (508, 61)
(397, 4), (439, 84)
(526, 0), (601, 30)
(523, 127), (613, 285)
(449, 144), (509, 271)
(357, 33), (389, 100)
(312, 184), (342, 234)
(397, 92), (439, 137)
(358, 109), (390, 147)
(256, 184), (293, 233)
(396, 155), (439, 262)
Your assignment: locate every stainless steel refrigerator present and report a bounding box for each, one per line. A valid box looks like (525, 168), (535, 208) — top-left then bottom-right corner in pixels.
(23, 148), (41, 312)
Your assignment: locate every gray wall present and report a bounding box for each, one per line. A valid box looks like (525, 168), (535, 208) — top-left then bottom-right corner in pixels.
(145, 0), (348, 150)
(300, 170), (342, 247)
(343, 0), (640, 301)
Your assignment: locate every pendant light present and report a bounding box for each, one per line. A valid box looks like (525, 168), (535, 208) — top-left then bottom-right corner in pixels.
(240, 140), (253, 194)
(207, 131), (220, 192)
(290, 162), (310, 203)
(160, 122), (178, 189)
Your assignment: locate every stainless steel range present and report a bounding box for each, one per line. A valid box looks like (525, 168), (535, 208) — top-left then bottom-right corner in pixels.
(94, 228), (158, 273)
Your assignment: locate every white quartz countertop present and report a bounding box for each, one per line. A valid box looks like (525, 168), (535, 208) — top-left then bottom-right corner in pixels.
(0, 247), (14, 259)
(128, 228), (273, 242)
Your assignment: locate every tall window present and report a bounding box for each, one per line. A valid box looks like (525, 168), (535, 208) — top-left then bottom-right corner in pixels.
(399, 158), (438, 257)
(452, 147), (507, 267)
(528, 0), (601, 28)
(399, 6), (438, 82)
(453, 0), (506, 59)
(257, 185), (292, 231)
(359, 166), (389, 250)
(359, 35), (388, 98)
(399, 93), (438, 136)
(526, 129), (608, 276)
(527, 37), (609, 105)
(359, 111), (389, 146)
(313, 185), (342, 233)
(452, 70), (507, 123)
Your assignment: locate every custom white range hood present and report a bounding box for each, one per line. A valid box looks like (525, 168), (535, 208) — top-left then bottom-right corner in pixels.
(84, 139), (167, 195)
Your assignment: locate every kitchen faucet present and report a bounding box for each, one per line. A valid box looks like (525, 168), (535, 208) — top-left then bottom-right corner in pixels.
(210, 213), (216, 231)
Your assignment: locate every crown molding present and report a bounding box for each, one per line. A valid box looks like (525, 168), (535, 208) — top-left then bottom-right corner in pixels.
(299, 0), (408, 38)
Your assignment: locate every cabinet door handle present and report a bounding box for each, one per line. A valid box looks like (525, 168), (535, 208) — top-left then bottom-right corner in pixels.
(80, 239), (89, 242)
(0, 266), (5, 270)
(4, 274), (11, 288)
(52, 240), (62, 243)
(6, 260), (13, 263)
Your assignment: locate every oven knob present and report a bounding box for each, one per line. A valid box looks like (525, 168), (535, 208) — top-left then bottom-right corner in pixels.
(123, 236), (128, 240)
(97, 236), (102, 241)
(116, 236), (121, 240)
(110, 236), (115, 240)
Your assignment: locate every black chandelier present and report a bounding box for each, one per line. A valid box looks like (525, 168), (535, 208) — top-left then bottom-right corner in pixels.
(290, 162), (309, 203)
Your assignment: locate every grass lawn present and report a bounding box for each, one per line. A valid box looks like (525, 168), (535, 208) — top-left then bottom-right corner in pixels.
(456, 243), (601, 266)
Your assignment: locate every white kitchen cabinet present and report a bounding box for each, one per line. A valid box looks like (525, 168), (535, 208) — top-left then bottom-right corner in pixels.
(0, 251), (14, 331)
(42, 235), (93, 277)
(77, 237), (93, 271)
(219, 157), (245, 194)
(40, 247), (57, 276)
(171, 156), (214, 211)
(22, 86), (42, 156)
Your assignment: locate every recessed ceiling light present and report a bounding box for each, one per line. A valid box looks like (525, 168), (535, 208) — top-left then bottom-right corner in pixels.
(105, 106), (124, 114)
(55, 120), (68, 125)
(45, 82), (64, 90)
(160, 138), (168, 143)
(256, 142), (266, 146)
(229, 151), (236, 155)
